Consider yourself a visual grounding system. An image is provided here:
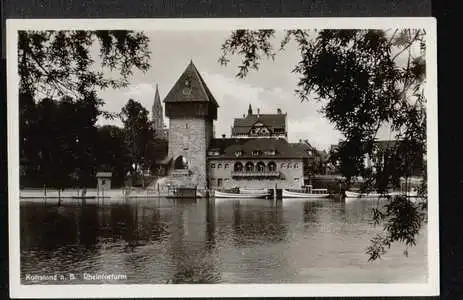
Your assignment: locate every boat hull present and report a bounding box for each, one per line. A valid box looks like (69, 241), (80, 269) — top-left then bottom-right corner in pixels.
(240, 188), (269, 194)
(214, 191), (269, 199)
(282, 189), (330, 198)
(345, 190), (418, 198)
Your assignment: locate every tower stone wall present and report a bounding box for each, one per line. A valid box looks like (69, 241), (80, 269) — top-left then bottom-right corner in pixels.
(168, 118), (210, 189)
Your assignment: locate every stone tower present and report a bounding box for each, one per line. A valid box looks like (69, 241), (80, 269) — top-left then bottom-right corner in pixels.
(163, 61), (218, 189)
(152, 84), (165, 138)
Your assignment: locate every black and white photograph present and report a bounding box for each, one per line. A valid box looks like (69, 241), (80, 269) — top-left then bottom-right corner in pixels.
(7, 18), (438, 298)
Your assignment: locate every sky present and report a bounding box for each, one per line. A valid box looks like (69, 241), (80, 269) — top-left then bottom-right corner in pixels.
(96, 30), (403, 151)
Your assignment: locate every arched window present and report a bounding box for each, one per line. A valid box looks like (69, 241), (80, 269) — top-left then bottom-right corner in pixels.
(245, 161), (254, 172)
(218, 163), (222, 168)
(256, 161), (266, 172)
(268, 161), (276, 172)
(224, 163), (229, 169)
(294, 163), (298, 168)
(210, 163), (216, 168)
(234, 162), (243, 172)
(281, 163), (285, 168)
(288, 163), (292, 168)
(174, 156), (187, 169)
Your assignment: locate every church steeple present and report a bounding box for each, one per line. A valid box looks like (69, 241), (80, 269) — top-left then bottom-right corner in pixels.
(248, 104), (253, 116)
(152, 83), (165, 138)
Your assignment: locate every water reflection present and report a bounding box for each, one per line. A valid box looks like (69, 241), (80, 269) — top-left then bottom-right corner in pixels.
(226, 199), (286, 245)
(20, 197), (428, 284)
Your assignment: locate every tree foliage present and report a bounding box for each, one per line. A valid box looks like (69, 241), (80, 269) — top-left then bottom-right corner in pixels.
(18, 30), (151, 102)
(220, 29), (427, 260)
(121, 99), (156, 176)
(18, 30), (156, 188)
(20, 95), (98, 188)
(19, 97), (168, 189)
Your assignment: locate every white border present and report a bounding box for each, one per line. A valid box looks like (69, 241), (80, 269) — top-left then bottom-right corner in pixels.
(7, 18), (439, 298)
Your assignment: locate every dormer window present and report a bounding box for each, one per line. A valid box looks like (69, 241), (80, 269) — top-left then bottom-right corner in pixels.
(234, 151), (243, 157)
(251, 150), (262, 156)
(208, 150), (220, 156)
(264, 150), (276, 156)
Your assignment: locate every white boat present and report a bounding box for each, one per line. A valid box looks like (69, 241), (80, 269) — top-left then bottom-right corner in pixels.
(282, 188), (330, 198)
(214, 190), (269, 199)
(240, 188), (270, 195)
(345, 190), (418, 198)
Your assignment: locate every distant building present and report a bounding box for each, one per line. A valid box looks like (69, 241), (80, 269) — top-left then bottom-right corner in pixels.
(152, 84), (168, 139)
(231, 105), (287, 139)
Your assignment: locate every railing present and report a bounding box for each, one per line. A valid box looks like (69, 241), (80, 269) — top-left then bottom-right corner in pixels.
(231, 171), (280, 178)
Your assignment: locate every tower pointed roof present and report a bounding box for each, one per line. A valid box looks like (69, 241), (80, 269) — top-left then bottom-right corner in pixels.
(163, 60), (219, 107)
(248, 103), (253, 115)
(153, 83), (161, 107)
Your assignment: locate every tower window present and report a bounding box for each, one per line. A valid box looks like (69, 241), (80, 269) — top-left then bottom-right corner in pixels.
(218, 164), (222, 168)
(185, 123), (189, 129)
(210, 163), (215, 168)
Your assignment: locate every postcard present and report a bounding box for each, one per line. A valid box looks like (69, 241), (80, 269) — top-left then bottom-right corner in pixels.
(7, 17), (438, 298)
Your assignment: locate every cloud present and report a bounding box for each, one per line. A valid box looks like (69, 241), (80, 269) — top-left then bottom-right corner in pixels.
(288, 118), (342, 150)
(97, 82), (159, 128)
(201, 71), (268, 137)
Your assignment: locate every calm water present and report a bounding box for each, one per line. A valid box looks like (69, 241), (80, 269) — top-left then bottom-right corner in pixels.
(20, 197), (428, 284)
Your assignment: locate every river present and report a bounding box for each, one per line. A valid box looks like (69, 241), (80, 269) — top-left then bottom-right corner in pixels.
(20, 197), (428, 284)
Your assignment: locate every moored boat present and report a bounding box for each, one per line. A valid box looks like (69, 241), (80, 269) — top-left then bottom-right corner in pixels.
(214, 190), (269, 199)
(240, 188), (270, 194)
(345, 190), (418, 198)
(282, 188), (330, 198)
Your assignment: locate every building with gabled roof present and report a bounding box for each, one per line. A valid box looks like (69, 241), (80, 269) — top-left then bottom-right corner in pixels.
(231, 105), (287, 139)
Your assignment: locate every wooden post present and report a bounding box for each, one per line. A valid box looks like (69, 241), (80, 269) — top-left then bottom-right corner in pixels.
(274, 184), (277, 202)
(43, 184), (47, 204)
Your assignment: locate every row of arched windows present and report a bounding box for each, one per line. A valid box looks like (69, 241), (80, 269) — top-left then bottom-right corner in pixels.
(233, 161), (277, 172)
